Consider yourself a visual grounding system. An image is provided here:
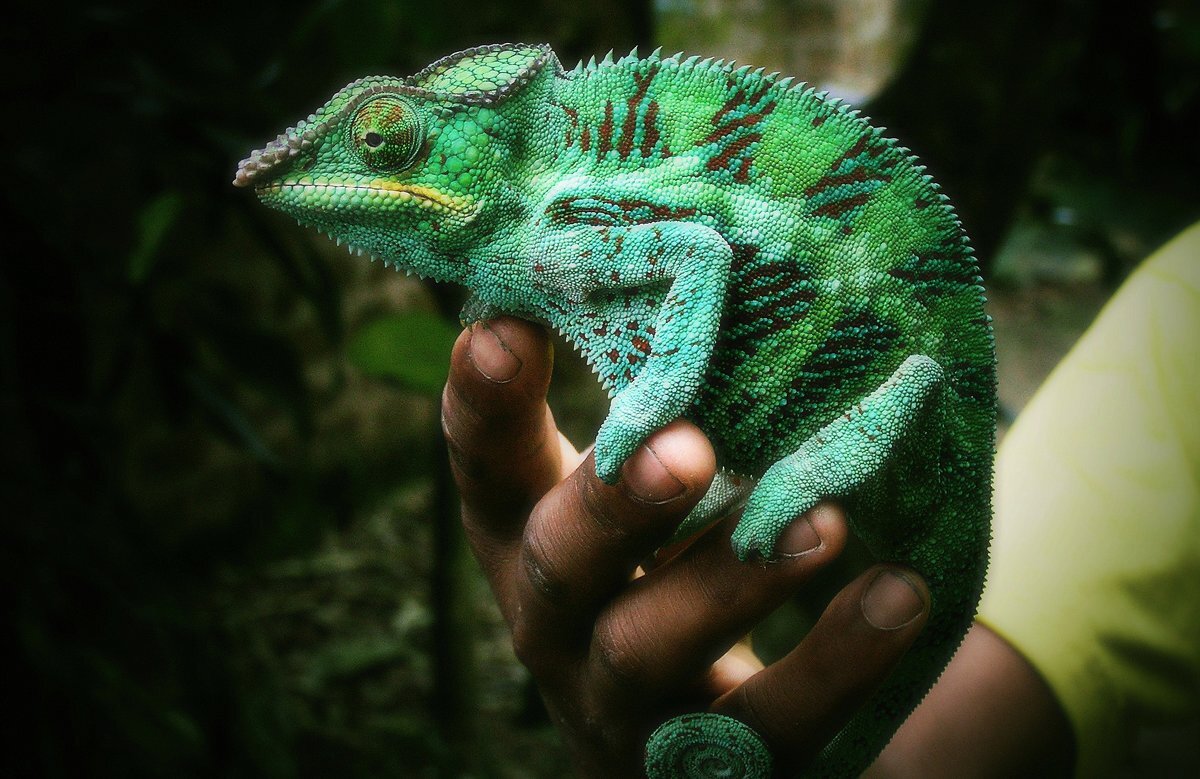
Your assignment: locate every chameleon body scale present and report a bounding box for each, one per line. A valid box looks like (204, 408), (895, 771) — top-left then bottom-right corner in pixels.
(236, 44), (995, 778)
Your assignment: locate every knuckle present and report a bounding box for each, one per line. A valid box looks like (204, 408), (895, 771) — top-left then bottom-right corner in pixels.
(679, 531), (752, 610)
(519, 528), (572, 607)
(445, 380), (552, 458)
(440, 379), (478, 430)
(591, 610), (650, 686)
(687, 549), (745, 611)
(441, 384), (485, 460)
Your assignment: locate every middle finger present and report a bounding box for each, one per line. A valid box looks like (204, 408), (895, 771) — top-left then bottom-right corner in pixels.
(510, 420), (717, 665)
(586, 503), (849, 706)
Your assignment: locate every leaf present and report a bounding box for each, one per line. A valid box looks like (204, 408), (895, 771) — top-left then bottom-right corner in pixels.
(128, 191), (184, 283)
(347, 312), (459, 397)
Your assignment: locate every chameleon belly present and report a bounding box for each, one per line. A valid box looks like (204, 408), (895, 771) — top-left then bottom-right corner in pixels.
(236, 43), (995, 779)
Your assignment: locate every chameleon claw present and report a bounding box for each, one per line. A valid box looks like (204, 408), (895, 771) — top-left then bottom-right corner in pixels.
(729, 514), (779, 562)
(592, 416), (644, 485)
(593, 450), (622, 485)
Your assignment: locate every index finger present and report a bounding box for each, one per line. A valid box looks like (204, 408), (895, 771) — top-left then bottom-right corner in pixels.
(442, 317), (561, 576)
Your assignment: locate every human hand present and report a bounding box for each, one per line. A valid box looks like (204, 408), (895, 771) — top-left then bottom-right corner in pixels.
(442, 317), (931, 777)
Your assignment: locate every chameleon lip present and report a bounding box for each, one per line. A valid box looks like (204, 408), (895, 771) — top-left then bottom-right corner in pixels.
(255, 180), (474, 215)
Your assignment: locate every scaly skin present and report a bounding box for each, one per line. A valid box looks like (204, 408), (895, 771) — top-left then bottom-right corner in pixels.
(235, 43), (995, 778)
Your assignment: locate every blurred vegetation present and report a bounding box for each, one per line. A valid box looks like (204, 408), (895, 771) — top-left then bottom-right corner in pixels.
(2, 1), (1197, 777)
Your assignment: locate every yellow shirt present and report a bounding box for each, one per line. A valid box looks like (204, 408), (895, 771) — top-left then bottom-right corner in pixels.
(978, 222), (1200, 776)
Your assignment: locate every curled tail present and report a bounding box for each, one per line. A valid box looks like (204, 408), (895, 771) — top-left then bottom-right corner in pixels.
(645, 713), (772, 779)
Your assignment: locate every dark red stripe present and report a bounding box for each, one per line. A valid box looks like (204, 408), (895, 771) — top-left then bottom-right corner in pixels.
(641, 101), (660, 157)
(619, 67), (657, 159)
(598, 101), (614, 155)
(813, 191), (871, 219)
(803, 168), (893, 198)
(706, 133), (759, 173)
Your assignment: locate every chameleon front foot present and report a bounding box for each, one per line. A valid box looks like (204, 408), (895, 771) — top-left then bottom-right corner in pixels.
(645, 713), (772, 779)
(592, 396), (661, 484)
(592, 426), (633, 485)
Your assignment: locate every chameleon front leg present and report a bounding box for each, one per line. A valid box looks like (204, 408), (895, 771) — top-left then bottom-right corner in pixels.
(733, 354), (944, 560)
(537, 222), (734, 484)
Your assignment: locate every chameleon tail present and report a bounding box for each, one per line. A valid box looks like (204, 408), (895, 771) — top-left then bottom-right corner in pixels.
(642, 511), (988, 778)
(645, 713), (772, 779)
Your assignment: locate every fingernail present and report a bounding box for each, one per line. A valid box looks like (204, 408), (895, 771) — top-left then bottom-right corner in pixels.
(861, 569), (925, 630)
(621, 444), (685, 504)
(468, 322), (521, 383)
(777, 516), (822, 557)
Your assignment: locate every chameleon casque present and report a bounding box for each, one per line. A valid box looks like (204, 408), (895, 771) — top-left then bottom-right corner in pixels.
(235, 43), (995, 779)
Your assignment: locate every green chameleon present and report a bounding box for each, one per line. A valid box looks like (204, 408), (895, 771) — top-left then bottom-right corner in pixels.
(235, 43), (995, 779)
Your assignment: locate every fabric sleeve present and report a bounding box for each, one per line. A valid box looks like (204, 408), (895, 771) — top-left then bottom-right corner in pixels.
(977, 222), (1200, 776)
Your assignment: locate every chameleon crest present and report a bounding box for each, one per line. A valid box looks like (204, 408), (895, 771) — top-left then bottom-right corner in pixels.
(237, 43), (995, 779)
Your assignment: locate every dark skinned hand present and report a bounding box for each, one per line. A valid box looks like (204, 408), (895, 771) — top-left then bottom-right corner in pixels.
(442, 317), (931, 777)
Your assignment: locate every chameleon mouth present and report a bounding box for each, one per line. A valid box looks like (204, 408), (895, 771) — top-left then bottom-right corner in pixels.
(256, 179), (474, 216)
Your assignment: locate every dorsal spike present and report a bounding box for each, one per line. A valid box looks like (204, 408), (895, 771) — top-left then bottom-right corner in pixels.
(602, 49), (615, 65)
(627, 45), (639, 60)
(649, 46), (663, 59)
(586, 55), (597, 69)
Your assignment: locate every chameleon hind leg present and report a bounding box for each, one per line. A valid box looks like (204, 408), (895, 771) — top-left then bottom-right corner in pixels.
(732, 353), (944, 560)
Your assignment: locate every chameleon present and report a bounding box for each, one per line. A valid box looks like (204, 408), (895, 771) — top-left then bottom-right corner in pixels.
(234, 43), (995, 779)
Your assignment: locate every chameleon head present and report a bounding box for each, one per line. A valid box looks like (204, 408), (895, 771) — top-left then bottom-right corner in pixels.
(233, 44), (558, 281)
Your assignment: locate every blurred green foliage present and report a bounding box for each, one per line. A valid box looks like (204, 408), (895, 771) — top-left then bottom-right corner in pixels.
(349, 313), (460, 396)
(2, 1), (1197, 777)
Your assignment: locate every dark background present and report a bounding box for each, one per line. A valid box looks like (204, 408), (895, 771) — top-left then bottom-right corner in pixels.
(4, 1), (1198, 776)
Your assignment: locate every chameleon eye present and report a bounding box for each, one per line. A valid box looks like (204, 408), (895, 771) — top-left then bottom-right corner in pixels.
(349, 96), (424, 171)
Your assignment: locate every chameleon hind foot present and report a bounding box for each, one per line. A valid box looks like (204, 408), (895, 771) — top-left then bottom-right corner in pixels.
(731, 354), (944, 560)
(645, 713), (771, 779)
